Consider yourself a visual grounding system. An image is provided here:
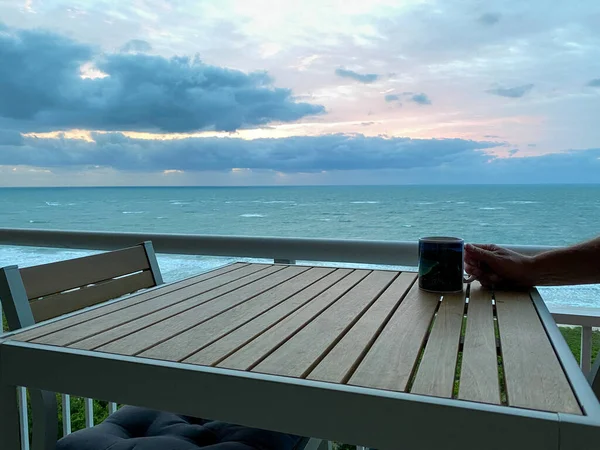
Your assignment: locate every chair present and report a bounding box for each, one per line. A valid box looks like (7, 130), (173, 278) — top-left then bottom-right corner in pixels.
(0, 242), (164, 450)
(0, 243), (327, 450)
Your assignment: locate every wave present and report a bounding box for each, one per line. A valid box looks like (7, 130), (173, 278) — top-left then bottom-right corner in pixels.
(45, 202), (61, 206)
(252, 200), (296, 204)
(416, 201), (435, 205)
(456, 201), (468, 204)
(479, 207), (505, 210)
(29, 220), (49, 224)
(504, 200), (538, 204)
(169, 201), (189, 205)
(350, 201), (380, 204)
(122, 211), (145, 214)
(240, 214), (265, 218)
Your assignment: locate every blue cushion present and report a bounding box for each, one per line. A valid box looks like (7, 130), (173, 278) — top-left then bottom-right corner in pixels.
(56, 406), (303, 450)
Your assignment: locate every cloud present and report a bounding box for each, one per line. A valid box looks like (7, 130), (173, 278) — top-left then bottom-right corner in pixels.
(508, 149), (519, 156)
(588, 78), (600, 87)
(386, 92), (430, 105)
(0, 133), (500, 173)
(478, 13), (501, 25)
(410, 93), (432, 105)
(486, 84), (534, 98)
(0, 25), (324, 133)
(335, 68), (379, 84)
(3, 133), (599, 185)
(120, 39), (152, 53)
(0, 130), (24, 146)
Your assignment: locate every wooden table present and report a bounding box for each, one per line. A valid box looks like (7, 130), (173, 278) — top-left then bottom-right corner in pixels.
(1, 262), (599, 449)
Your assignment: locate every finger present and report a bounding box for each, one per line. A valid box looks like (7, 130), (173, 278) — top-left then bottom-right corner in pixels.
(464, 264), (483, 278)
(464, 254), (478, 265)
(470, 243), (499, 252)
(465, 244), (497, 265)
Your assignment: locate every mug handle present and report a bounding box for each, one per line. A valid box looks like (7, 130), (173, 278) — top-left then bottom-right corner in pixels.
(463, 274), (476, 283)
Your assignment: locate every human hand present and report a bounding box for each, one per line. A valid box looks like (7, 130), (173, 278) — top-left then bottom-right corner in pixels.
(464, 243), (536, 289)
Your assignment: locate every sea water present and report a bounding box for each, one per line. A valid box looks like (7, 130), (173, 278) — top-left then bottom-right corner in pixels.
(1, 185), (599, 308)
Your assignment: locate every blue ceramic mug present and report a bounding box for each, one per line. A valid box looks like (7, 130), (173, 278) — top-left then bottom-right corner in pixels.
(418, 236), (464, 293)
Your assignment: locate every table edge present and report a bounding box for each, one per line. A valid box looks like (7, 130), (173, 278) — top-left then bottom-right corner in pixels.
(530, 288), (600, 419)
(0, 339), (569, 449)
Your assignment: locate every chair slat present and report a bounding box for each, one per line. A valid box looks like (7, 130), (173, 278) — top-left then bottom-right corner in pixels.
(20, 246), (150, 300)
(30, 271), (155, 322)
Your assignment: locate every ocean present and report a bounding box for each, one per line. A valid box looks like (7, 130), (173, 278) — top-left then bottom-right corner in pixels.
(1, 185), (599, 308)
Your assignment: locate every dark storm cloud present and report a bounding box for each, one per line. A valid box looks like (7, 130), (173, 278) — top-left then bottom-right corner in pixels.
(335, 68), (379, 84)
(3, 133), (599, 184)
(0, 130), (23, 146)
(486, 84), (534, 98)
(0, 25), (324, 133)
(120, 39), (152, 53)
(588, 78), (600, 87)
(0, 133), (499, 172)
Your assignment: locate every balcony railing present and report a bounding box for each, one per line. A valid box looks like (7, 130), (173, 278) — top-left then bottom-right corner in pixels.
(1, 227), (598, 450)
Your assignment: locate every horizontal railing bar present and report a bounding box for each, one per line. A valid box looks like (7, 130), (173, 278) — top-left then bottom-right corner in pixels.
(0, 228), (555, 267)
(3, 228), (598, 322)
(551, 307), (600, 328)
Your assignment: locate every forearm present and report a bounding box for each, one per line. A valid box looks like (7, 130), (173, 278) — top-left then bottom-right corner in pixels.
(530, 236), (600, 286)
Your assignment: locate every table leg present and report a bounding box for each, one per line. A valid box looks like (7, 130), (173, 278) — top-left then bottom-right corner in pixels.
(0, 381), (21, 450)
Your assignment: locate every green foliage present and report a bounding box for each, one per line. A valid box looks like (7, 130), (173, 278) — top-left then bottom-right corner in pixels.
(559, 326), (600, 365)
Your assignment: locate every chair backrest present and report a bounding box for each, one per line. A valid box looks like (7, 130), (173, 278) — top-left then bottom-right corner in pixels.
(0, 241), (163, 330)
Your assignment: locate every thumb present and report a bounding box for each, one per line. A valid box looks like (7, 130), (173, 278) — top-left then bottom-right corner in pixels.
(465, 244), (497, 264)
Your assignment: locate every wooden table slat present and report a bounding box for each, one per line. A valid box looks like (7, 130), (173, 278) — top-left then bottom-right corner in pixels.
(410, 290), (465, 398)
(458, 283), (501, 405)
(349, 284), (441, 392)
(217, 270), (371, 371)
(36, 263), (276, 347)
(495, 291), (581, 415)
(251, 270), (398, 378)
(94, 266), (308, 356)
(308, 272), (416, 383)
(185, 269), (354, 366)
(139, 267), (335, 361)
(13, 262), (251, 342)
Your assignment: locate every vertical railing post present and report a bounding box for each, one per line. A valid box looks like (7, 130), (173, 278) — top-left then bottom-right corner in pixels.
(84, 398), (94, 428)
(581, 325), (593, 374)
(108, 402), (117, 414)
(17, 387), (29, 450)
(61, 394), (71, 436)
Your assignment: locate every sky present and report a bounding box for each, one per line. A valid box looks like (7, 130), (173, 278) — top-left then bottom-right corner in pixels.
(0, 0), (599, 186)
